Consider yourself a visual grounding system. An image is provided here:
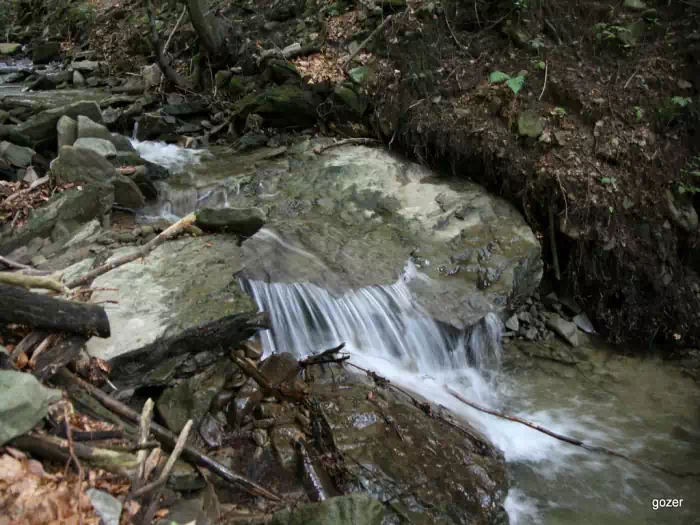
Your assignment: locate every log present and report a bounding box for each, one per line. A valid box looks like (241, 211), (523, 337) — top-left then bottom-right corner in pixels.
(108, 311), (270, 390)
(32, 335), (88, 381)
(0, 283), (110, 337)
(12, 433), (140, 478)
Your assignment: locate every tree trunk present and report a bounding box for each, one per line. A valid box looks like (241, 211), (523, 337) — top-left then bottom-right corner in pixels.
(0, 284), (110, 337)
(185, 0), (228, 58)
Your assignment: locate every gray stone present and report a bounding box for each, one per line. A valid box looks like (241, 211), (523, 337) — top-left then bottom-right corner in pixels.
(73, 137), (118, 157)
(141, 63), (162, 91)
(77, 115), (114, 143)
(32, 42), (61, 64)
(72, 60), (104, 73)
(85, 236), (256, 361)
(57, 115), (78, 148)
(64, 219), (102, 248)
(51, 146), (117, 185)
(112, 174), (146, 208)
(61, 258), (95, 285)
(73, 70), (86, 87)
(22, 166), (39, 183)
(18, 101), (103, 143)
(0, 371), (62, 445)
(523, 326), (538, 341)
(505, 315), (520, 332)
(271, 494), (384, 525)
(86, 489), (122, 525)
(573, 312), (597, 335)
(546, 315), (582, 346)
(30, 254), (48, 267)
(110, 133), (136, 152)
(665, 189), (698, 233)
(0, 43), (21, 55)
(0, 141), (35, 168)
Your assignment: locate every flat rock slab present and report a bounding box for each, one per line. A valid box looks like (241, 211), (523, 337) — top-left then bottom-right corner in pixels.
(86, 236), (255, 361)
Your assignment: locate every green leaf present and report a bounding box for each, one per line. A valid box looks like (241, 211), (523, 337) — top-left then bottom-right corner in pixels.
(600, 177), (612, 184)
(536, 61), (546, 70)
(506, 75), (525, 95)
(489, 71), (510, 84)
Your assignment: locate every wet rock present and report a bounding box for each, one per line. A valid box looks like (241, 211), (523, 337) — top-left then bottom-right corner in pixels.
(18, 101), (103, 144)
(505, 314), (520, 332)
(73, 70), (86, 87)
(241, 339), (263, 360)
(199, 413), (226, 448)
(73, 137), (118, 158)
(110, 133), (136, 153)
(0, 141), (35, 168)
(32, 42), (61, 64)
(546, 315), (582, 346)
(195, 207), (265, 240)
(155, 484), (219, 525)
(51, 146), (117, 185)
(112, 174), (145, 209)
(157, 360), (232, 434)
(234, 85), (321, 129)
(215, 70), (232, 88)
(161, 102), (208, 117)
(521, 326), (538, 341)
(57, 115), (77, 148)
(0, 183), (113, 256)
(270, 494), (384, 525)
(72, 60), (104, 74)
(26, 75), (56, 91)
(134, 113), (178, 141)
(84, 236), (256, 361)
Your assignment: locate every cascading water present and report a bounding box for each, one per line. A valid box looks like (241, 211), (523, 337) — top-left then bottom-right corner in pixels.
(122, 139), (699, 525)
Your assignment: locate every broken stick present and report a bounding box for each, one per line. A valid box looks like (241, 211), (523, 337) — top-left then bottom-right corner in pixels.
(59, 369), (283, 501)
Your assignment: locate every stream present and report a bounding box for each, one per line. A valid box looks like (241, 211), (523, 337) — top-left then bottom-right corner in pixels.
(130, 137), (700, 525)
(2, 77), (699, 523)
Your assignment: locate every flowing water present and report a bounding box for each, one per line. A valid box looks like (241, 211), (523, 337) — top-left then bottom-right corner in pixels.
(134, 138), (700, 524)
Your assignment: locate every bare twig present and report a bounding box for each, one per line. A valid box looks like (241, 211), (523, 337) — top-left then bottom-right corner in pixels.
(129, 420), (193, 499)
(11, 330), (46, 360)
(66, 212), (196, 289)
(445, 386), (700, 479)
(163, 4), (188, 56)
(28, 334), (59, 367)
(313, 138), (379, 155)
(0, 272), (68, 293)
(539, 60), (548, 101)
(133, 398), (155, 493)
(0, 255), (31, 270)
(343, 15), (393, 71)
(549, 204), (561, 281)
(59, 369), (282, 501)
(63, 404), (84, 525)
(2, 175), (49, 207)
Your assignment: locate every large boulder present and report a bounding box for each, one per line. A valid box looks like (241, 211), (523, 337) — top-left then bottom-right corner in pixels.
(18, 101), (104, 145)
(0, 183), (114, 255)
(57, 115), (78, 148)
(77, 115), (115, 143)
(85, 236), (256, 361)
(0, 141), (35, 168)
(73, 137), (118, 157)
(51, 145), (117, 185)
(32, 42), (61, 64)
(112, 174), (145, 208)
(234, 85), (320, 129)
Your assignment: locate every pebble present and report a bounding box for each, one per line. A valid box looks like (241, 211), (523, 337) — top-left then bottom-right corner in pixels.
(252, 429), (267, 447)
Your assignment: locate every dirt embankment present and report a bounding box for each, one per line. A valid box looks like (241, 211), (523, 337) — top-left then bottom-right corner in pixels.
(4, 0), (699, 350)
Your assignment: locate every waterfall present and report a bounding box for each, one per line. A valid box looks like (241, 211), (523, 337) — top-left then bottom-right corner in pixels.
(240, 260), (504, 380)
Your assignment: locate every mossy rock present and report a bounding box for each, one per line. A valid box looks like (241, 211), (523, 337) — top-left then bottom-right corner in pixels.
(332, 85), (368, 118)
(266, 60), (301, 85)
(271, 494), (385, 525)
(517, 110), (544, 138)
(234, 85), (320, 128)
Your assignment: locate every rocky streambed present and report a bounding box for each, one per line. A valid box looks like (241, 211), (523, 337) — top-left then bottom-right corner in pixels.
(1, 76), (699, 525)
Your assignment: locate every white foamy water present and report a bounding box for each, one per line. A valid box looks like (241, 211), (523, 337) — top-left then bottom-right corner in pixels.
(240, 237), (700, 525)
(129, 134), (209, 172)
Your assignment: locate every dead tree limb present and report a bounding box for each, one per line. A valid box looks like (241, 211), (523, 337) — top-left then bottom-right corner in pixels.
(145, 0), (194, 90)
(0, 283), (110, 337)
(1, 175), (48, 207)
(163, 4), (188, 56)
(313, 138), (379, 155)
(32, 335), (87, 381)
(59, 369), (283, 501)
(445, 386), (700, 479)
(0, 272), (67, 293)
(0, 255), (31, 270)
(342, 15), (393, 71)
(66, 212), (196, 289)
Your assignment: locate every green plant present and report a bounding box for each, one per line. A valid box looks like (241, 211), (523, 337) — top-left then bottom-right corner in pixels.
(529, 37), (545, 53)
(600, 176), (618, 191)
(672, 96), (692, 108)
(488, 71), (526, 95)
(658, 96), (695, 127)
(513, 0), (529, 10)
(677, 156), (700, 194)
(594, 23), (632, 49)
(633, 106), (644, 121)
(550, 106), (567, 117)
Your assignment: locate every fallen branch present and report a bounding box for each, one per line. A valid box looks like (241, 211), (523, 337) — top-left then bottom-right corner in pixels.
(0, 272), (67, 293)
(28, 334), (59, 368)
(1, 175), (49, 207)
(134, 398), (155, 492)
(342, 15), (393, 71)
(0, 283), (110, 337)
(59, 369), (283, 501)
(63, 404), (84, 525)
(129, 419), (193, 499)
(539, 60), (548, 101)
(0, 255), (31, 270)
(444, 386), (700, 479)
(32, 335), (88, 381)
(66, 212), (196, 289)
(299, 343), (348, 367)
(163, 4), (188, 57)
(232, 354), (306, 402)
(313, 138), (379, 155)
(11, 330), (46, 360)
